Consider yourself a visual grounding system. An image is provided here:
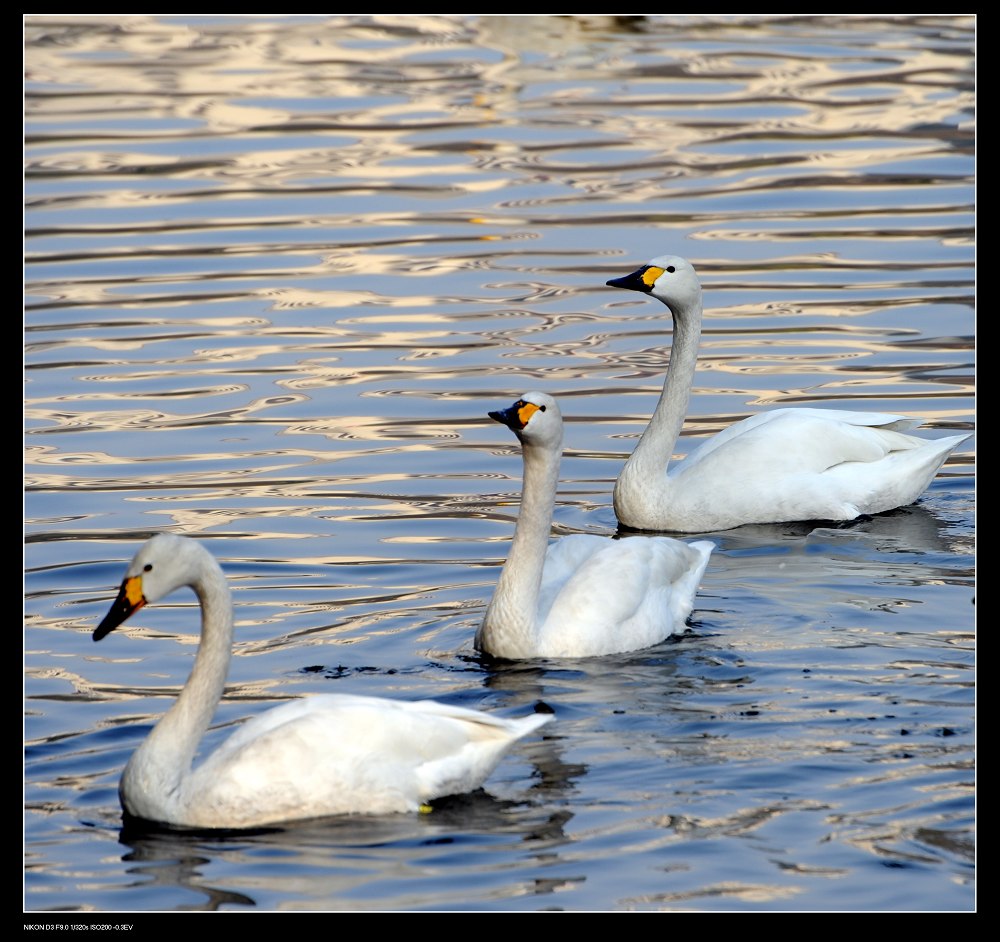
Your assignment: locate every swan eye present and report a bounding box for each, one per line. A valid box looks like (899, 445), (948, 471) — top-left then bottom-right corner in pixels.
(539, 405), (546, 412)
(143, 564), (152, 572)
(666, 266), (675, 273)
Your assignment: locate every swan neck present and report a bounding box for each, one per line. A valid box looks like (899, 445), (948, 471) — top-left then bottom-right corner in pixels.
(124, 567), (233, 800)
(625, 296), (702, 479)
(480, 436), (560, 657)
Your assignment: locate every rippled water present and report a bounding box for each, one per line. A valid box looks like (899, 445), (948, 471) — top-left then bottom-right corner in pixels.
(24, 14), (975, 914)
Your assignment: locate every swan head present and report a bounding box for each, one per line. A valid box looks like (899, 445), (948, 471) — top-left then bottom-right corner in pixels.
(93, 534), (213, 641)
(606, 254), (701, 315)
(488, 391), (563, 449)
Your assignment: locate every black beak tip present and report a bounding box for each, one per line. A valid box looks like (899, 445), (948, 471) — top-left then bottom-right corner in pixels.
(93, 609), (122, 641)
(93, 588), (136, 642)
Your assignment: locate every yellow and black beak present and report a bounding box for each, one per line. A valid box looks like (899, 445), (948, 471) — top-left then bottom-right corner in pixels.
(489, 399), (543, 431)
(93, 575), (146, 641)
(606, 265), (663, 293)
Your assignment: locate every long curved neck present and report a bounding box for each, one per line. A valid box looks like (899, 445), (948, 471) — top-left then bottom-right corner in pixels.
(479, 434), (561, 658)
(617, 295), (703, 490)
(123, 567), (232, 806)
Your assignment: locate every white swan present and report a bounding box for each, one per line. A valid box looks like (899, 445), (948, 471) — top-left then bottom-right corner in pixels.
(93, 533), (553, 829)
(606, 255), (971, 533)
(476, 392), (714, 659)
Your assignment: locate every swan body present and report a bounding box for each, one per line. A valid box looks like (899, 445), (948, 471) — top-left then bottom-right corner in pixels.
(476, 393), (714, 659)
(93, 534), (552, 829)
(606, 255), (970, 533)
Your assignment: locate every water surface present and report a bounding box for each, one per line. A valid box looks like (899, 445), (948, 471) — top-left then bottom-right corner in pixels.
(24, 14), (975, 914)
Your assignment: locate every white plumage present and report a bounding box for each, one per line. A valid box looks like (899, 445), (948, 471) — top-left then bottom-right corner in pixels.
(93, 533), (552, 829)
(606, 255), (970, 532)
(476, 392), (714, 659)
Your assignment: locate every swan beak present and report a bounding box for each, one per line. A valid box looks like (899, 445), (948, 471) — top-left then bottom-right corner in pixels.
(606, 265), (661, 293)
(489, 399), (540, 431)
(94, 575), (146, 641)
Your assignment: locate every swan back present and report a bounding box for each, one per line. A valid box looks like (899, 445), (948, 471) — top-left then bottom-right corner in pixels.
(534, 534), (714, 657)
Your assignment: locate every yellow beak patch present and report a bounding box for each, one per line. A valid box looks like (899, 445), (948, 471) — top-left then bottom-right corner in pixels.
(517, 401), (540, 426)
(124, 575), (145, 608)
(641, 266), (664, 287)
